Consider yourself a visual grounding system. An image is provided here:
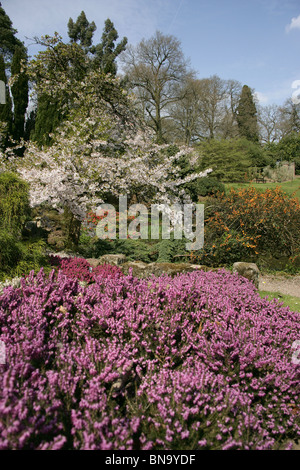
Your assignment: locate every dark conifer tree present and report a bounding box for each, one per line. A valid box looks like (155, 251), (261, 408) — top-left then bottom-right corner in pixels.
(68, 11), (96, 51)
(32, 13), (127, 146)
(236, 85), (259, 142)
(11, 45), (29, 140)
(93, 19), (127, 76)
(0, 4), (23, 61)
(31, 95), (63, 146)
(0, 54), (13, 148)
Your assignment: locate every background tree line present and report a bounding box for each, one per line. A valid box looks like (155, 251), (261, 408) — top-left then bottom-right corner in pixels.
(0, 5), (299, 175)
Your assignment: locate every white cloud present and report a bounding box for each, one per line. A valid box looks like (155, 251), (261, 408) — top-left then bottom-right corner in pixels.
(254, 91), (269, 104)
(286, 14), (300, 33)
(253, 78), (300, 106)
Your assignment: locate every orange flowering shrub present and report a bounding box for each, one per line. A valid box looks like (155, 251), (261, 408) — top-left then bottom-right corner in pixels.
(191, 186), (300, 266)
(83, 211), (138, 240)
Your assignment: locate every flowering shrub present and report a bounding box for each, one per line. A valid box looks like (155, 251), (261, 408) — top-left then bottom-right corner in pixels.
(0, 268), (299, 449)
(92, 263), (124, 279)
(83, 211), (138, 240)
(192, 186), (300, 266)
(49, 256), (123, 283)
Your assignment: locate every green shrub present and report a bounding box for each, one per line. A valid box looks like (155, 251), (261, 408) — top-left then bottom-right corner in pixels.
(157, 238), (189, 263)
(78, 235), (158, 263)
(272, 133), (300, 175)
(0, 230), (23, 276)
(195, 139), (251, 182)
(111, 239), (157, 263)
(0, 172), (30, 235)
(0, 231), (49, 281)
(185, 177), (225, 201)
(13, 240), (49, 278)
(194, 138), (272, 183)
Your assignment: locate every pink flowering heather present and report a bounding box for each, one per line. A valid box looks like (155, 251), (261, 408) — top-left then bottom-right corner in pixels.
(0, 268), (299, 450)
(49, 256), (124, 283)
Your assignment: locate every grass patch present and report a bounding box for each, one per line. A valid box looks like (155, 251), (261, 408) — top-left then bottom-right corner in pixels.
(259, 290), (300, 313)
(225, 178), (300, 200)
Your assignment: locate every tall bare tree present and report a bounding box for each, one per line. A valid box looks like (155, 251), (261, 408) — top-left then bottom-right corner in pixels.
(121, 30), (192, 143)
(167, 77), (202, 145)
(194, 75), (227, 140)
(257, 104), (281, 143)
(278, 98), (300, 138)
(220, 79), (242, 139)
(168, 75), (241, 144)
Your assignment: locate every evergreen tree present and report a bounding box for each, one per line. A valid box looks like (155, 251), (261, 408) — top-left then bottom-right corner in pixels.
(0, 54), (12, 148)
(31, 15), (127, 146)
(236, 85), (259, 142)
(68, 11), (96, 51)
(11, 45), (29, 140)
(31, 94), (63, 146)
(0, 4), (23, 61)
(93, 19), (127, 75)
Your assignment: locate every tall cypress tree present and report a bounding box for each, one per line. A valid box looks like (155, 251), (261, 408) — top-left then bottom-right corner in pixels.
(0, 54), (13, 148)
(68, 13), (127, 76)
(236, 85), (259, 142)
(0, 5), (28, 147)
(0, 5), (23, 61)
(93, 19), (127, 75)
(68, 11), (96, 51)
(31, 94), (63, 146)
(11, 45), (29, 140)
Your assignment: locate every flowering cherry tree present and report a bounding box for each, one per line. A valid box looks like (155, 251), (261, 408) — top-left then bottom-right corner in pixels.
(0, 36), (212, 245)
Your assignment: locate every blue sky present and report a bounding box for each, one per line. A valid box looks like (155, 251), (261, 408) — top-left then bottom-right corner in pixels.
(2, 0), (300, 105)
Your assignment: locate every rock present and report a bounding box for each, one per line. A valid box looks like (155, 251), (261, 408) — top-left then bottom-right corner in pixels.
(98, 254), (127, 266)
(35, 216), (55, 231)
(47, 251), (76, 259)
(86, 258), (104, 269)
(24, 220), (38, 234)
(121, 262), (217, 279)
(190, 264), (214, 272)
(23, 220), (47, 238)
(144, 262), (196, 278)
(232, 262), (260, 289)
(121, 261), (148, 277)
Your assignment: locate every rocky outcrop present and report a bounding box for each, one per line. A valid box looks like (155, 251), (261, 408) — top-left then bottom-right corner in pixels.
(232, 262), (260, 289)
(120, 261), (221, 278)
(98, 254), (127, 266)
(45, 249), (259, 286)
(85, 258), (103, 269)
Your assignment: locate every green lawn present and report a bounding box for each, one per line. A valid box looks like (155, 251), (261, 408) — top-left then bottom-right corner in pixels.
(225, 178), (300, 200)
(259, 290), (300, 313)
